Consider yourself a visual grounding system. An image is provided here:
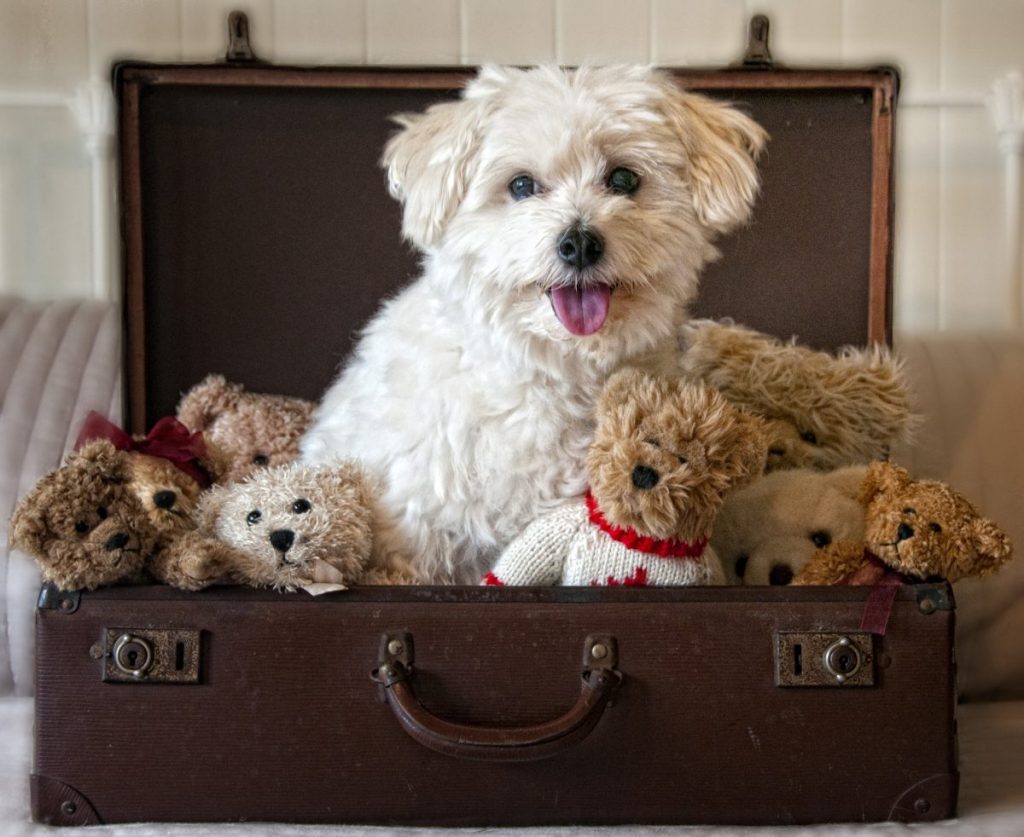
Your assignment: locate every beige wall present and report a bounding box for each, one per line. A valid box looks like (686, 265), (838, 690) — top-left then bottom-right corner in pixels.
(2, 0), (1024, 333)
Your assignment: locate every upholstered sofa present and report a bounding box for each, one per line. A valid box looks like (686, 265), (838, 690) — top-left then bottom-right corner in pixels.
(1, 296), (1022, 835)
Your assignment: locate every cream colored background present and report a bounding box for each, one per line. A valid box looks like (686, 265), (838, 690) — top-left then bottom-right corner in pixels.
(2, 0), (1024, 334)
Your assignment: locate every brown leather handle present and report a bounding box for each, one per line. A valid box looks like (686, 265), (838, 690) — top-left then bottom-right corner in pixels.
(372, 633), (621, 762)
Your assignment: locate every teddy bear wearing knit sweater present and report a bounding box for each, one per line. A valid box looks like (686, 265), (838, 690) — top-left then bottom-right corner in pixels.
(483, 370), (768, 587)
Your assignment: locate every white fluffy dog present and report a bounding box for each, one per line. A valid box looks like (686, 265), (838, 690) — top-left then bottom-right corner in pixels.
(300, 65), (766, 583)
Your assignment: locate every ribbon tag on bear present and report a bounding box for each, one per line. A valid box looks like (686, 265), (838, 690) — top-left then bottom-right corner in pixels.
(298, 559), (349, 596)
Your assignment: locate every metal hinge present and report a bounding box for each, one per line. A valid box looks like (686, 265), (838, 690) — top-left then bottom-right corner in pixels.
(37, 583), (80, 614)
(775, 632), (875, 687)
(94, 628), (202, 684)
(225, 11), (261, 63)
(739, 14), (774, 69)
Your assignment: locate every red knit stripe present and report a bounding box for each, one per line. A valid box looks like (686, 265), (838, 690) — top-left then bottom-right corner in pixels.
(585, 492), (707, 559)
(482, 572), (505, 586)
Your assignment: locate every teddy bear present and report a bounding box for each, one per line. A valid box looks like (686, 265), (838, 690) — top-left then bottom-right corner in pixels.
(678, 319), (916, 472)
(176, 374), (314, 484)
(711, 465), (868, 585)
(173, 462), (414, 593)
(483, 369), (767, 587)
(793, 461), (1013, 587)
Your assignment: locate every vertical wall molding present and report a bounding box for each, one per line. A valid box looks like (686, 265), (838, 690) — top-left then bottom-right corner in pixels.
(989, 72), (1024, 329)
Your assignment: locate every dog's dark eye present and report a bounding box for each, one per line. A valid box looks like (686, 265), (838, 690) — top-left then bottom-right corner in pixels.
(292, 499), (311, 514)
(252, 454), (269, 466)
(810, 530), (832, 548)
(929, 522), (942, 533)
(246, 510), (262, 526)
(509, 174), (539, 200)
(74, 521), (90, 535)
(800, 430), (818, 445)
(607, 167), (640, 195)
(97, 506), (108, 520)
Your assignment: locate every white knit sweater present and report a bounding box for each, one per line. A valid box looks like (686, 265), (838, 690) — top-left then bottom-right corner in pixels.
(483, 494), (725, 587)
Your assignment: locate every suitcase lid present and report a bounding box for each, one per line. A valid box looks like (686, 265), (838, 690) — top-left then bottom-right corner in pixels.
(116, 13), (897, 432)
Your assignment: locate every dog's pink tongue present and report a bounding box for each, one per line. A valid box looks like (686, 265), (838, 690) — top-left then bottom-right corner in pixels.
(550, 285), (611, 336)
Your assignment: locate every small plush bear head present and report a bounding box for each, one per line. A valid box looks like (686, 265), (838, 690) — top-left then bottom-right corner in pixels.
(586, 369), (768, 542)
(9, 440), (157, 591)
(196, 462), (374, 589)
(679, 320), (915, 472)
(177, 375), (314, 485)
(861, 461), (1012, 582)
(712, 465), (867, 585)
(128, 453), (205, 538)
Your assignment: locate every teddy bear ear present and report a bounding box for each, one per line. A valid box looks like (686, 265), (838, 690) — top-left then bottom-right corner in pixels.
(177, 374), (242, 431)
(971, 517), (1013, 574)
(722, 410), (770, 488)
(598, 368), (657, 414)
(828, 465), (871, 501)
(74, 439), (130, 482)
(858, 460), (911, 506)
(9, 495), (48, 555)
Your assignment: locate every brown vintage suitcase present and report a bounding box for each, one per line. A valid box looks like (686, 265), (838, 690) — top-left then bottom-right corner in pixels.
(32, 14), (958, 828)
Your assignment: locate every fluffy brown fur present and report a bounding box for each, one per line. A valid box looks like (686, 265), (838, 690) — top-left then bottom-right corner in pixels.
(679, 320), (915, 472)
(794, 461), (1013, 585)
(177, 375), (314, 484)
(587, 369), (768, 541)
(179, 463), (413, 592)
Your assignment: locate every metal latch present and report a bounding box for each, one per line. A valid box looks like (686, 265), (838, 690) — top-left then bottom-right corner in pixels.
(96, 628), (202, 684)
(775, 632), (875, 687)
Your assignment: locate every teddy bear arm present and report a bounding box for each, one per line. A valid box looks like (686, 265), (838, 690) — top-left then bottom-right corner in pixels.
(792, 541), (865, 585)
(485, 504), (583, 586)
(148, 532), (245, 591)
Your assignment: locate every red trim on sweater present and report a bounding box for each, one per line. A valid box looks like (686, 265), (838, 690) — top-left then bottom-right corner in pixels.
(482, 572), (505, 587)
(592, 565), (649, 587)
(585, 492), (708, 559)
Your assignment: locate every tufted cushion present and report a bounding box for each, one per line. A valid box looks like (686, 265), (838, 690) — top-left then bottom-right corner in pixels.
(892, 332), (1024, 700)
(0, 297), (121, 697)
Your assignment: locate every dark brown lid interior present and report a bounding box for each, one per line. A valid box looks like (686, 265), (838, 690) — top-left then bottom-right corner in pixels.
(119, 66), (894, 431)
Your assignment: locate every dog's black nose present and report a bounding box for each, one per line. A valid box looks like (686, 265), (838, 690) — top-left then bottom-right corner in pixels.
(897, 522), (915, 542)
(270, 529), (295, 553)
(104, 532), (130, 551)
(153, 490), (177, 510)
(557, 225), (603, 270)
(631, 465), (659, 490)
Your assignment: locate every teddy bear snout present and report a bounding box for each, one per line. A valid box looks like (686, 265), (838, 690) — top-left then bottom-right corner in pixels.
(153, 490), (177, 510)
(270, 529), (295, 553)
(897, 522), (914, 542)
(631, 465), (659, 490)
(104, 532), (130, 552)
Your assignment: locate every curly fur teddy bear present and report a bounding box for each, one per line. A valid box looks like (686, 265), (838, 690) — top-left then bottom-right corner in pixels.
(711, 465), (867, 585)
(180, 463), (414, 592)
(679, 320), (915, 472)
(177, 374), (314, 484)
(793, 461), (1013, 587)
(484, 369), (767, 587)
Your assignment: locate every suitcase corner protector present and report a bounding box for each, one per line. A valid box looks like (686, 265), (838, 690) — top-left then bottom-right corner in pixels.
(888, 771), (959, 822)
(30, 774), (102, 826)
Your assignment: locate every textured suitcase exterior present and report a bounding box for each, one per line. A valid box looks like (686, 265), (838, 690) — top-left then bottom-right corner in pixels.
(32, 15), (958, 828)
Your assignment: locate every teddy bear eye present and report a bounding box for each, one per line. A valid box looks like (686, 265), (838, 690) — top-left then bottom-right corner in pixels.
(292, 498), (311, 514)
(903, 507), (917, 516)
(97, 506), (108, 520)
(246, 510), (262, 525)
(810, 530), (832, 548)
(676, 455), (688, 466)
(74, 521), (90, 535)
(251, 454), (269, 466)
(929, 522), (942, 533)
(645, 438), (661, 448)
(800, 430), (818, 445)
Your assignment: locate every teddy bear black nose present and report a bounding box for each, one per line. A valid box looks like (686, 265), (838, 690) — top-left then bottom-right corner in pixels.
(270, 529), (295, 553)
(153, 490), (177, 510)
(104, 532), (130, 551)
(897, 522), (915, 542)
(631, 465), (660, 490)
(557, 225), (604, 270)
(769, 564), (794, 586)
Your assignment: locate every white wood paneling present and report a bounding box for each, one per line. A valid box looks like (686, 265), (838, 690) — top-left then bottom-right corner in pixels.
(463, 0), (556, 65)
(366, 0), (461, 64)
(87, 0), (182, 78)
(272, 0), (365, 65)
(944, 0), (1024, 93)
(650, 0), (745, 66)
(556, 0), (650, 65)
(0, 0), (90, 92)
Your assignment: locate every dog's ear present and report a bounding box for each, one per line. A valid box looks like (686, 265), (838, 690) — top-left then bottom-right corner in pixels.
(658, 80), (768, 235)
(382, 66), (511, 250)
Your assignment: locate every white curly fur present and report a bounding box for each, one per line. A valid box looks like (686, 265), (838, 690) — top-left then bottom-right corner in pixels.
(300, 65), (766, 583)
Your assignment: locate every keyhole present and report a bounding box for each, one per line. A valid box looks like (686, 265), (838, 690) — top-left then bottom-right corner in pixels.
(175, 642), (185, 671)
(793, 643), (803, 676)
(126, 649), (138, 666)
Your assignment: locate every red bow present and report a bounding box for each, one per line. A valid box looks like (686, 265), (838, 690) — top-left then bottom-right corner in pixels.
(74, 411), (213, 489)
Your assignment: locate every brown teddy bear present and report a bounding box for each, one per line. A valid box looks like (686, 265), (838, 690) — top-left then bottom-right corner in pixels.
(175, 462), (413, 593)
(177, 375), (314, 484)
(9, 438), (224, 591)
(484, 370), (767, 586)
(794, 461), (1013, 587)
(679, 320), (916, 472)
